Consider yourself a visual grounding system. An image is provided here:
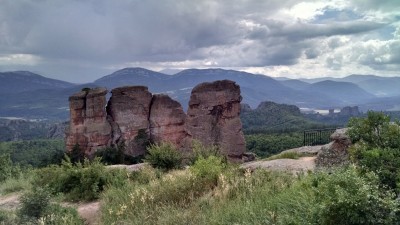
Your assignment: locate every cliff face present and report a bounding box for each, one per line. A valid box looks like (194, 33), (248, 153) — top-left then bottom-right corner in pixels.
(66, 80), (245, 161)
(107, 86), (152, 156)
(65, 88), (112, 157)
(149, 94), (188, 148)
(186, 80), (246, 159)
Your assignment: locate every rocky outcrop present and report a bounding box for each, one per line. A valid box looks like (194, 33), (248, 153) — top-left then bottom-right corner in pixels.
(107, 86), (152, 156)
(149, 94), (188, 148)
(65, 88), (112, 157)
(186, 80), (246, 160)
(316, 128), (351, 168)
(66, 80), (246, 161)
(339, 106), (360, 116)
(47, 121), (68, 139)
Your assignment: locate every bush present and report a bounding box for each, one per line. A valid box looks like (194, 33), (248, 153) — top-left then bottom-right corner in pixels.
(311, 167), (399, 225)
(33, 157), (128, 201)
(37, 204), (84, 225)
(18, 187), (51, 220)
(95, 142), (144, 165)
(348, 111), (400, 191)
(0, 154), (22, 182)
(190, 155), (225, 185)
(67, 143), (85, 164)
(17, 186), (84, 224)
(188, 140), (222, 165)
(348, 111), (400, 149)
(145, 143), (183, 171)
(0, 172), (32, 195)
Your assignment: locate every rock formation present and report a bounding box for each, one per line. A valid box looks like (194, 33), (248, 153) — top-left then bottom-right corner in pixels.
(107, 86), (152, 156)
(149, 94), (188, 148)
(186, 80), (246, 160)
(65, 87), (112, 157)
(316, 128), (351, 168)
(66, 80), (246, 161)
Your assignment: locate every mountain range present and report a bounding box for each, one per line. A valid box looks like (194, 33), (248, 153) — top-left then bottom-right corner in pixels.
(0, 68), (399, 120)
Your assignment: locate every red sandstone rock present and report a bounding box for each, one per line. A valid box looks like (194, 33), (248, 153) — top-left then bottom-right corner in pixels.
(149, 94), (188, 148)
(186, 80), (246, 159)
(65, 87), (111, 157)
(106, 86), (152, 156)
(66, 81), (247, 161)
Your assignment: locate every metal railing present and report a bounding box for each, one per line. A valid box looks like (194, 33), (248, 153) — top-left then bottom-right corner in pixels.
(303, 128), (337, 146)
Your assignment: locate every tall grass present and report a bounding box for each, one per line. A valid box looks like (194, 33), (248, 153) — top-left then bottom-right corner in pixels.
(101, 164), (398, 225)
(0, 170), (33, 195)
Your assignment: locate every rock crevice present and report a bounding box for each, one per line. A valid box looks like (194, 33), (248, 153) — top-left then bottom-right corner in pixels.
(66, 80), (246, 161)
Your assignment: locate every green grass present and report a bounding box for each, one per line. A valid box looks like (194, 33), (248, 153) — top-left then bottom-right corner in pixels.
(266, 151), (302, 160)
(100, 165), (399, 225)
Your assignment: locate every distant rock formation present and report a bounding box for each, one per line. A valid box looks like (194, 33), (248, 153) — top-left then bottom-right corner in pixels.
(339, 106), (360, 117)
(65, 87), (112, 157)
(47, 121), (69, 139)
(65, 80), (246, 161)
(186, 80), (245, 160)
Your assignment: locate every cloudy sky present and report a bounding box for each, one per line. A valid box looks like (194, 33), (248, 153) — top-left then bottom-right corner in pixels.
(0, 0), (399, 83)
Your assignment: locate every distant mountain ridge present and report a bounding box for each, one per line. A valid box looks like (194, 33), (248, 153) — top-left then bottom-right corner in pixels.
(0, 71), (75, 94)
(0, 67), (399, 120)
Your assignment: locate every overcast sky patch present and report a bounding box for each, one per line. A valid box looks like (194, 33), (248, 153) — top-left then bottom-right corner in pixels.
(0, 0), (399, 82)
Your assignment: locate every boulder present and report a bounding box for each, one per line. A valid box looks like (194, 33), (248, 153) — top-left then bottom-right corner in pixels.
(186, 80), (246, 160)
(149, 94), (188, 148)
(106, 86), (152, 156)
(65, 87), (112, 157)
(316, 128), (351, 168)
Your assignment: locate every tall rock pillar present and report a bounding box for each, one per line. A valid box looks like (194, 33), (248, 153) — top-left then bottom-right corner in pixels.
(65, 87), (112, 157)
(106, 86), (152, 156)
(186, 80), (246, 160)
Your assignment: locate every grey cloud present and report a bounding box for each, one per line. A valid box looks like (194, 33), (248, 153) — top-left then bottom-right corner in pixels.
(275, 20), (386, 41)
(0, 0), (399, 82)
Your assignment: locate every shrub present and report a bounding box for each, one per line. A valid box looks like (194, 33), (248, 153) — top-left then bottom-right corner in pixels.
(96, 142), (144, 165)
(190, 155), (225, 185)
(95, 146), (125, 165)
(37, 204), (84, 225)
(130, 165), (162, 185)
(33, 157), (128, 201)
(67, 143), (85, 164)
(17, 186), (84, 224)
(18, 187), (51, 220)
(0, 209), (17, 224)
(188, 140), (222, 165)
(348, 111), (400, 148)
(348, 111), (400, 191)
(0, 172), (32, 195)
(145, 143), (183, 171)
(0, 154), (14, 182)
(311, 167), (399, 225)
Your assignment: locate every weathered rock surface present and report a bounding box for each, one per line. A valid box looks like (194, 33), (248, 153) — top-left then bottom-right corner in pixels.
(106, 86), (152, 156)
(65, 88), (112, 157)
(66, 80), (247, 161)
(186, 80), (246, 159)
(316, 128), (351, 168)
(149, 94), (188, 148)
(47, 121), (68, 139)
